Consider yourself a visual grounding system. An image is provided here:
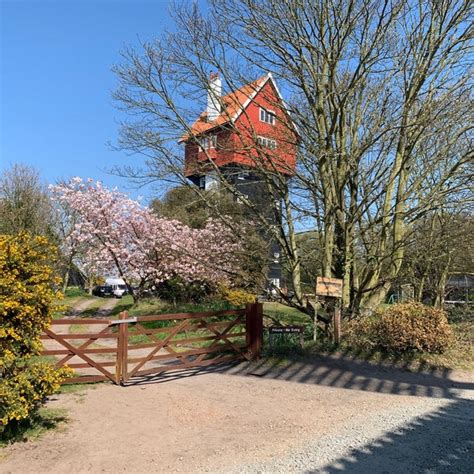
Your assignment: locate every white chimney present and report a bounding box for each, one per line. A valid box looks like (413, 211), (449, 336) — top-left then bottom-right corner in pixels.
(207, 72), (222, 121)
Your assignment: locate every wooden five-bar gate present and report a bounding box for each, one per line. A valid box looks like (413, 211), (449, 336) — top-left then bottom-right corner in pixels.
(41, 303), (263, 385)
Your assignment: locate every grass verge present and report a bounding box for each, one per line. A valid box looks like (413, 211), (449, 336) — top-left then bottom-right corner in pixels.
(53, 294), (95, 319)
(262, 303), (473, 371)
(78, 297), (112, 317)
(263, 302), (310, 327)
(291, 320), (474, 371)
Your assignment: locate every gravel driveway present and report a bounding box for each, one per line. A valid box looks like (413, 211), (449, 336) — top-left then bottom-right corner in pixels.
(1, 355), (472, 473)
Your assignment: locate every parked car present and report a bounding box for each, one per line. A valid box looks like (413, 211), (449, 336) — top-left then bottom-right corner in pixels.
(105, 278), (128, 298)
(92, 285), (114, 297)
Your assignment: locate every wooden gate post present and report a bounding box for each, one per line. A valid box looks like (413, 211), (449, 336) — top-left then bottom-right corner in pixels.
(246, 303), (263, 359)
(116, 311), (129, 385)
(333, 306), (341, 345)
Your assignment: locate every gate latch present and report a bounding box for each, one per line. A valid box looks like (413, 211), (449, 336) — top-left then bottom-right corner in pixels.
(109, 317), (137, 324)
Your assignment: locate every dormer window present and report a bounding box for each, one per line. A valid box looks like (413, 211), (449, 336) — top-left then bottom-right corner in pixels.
(259, 107), (276, 125)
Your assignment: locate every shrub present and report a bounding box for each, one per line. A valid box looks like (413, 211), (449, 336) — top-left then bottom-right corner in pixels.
(0, 233), (71, 434)
(345, 303), (453, 354)
(445, 304), (474, 324)
(344, 316), (379, 353)
(1, 363), (68, 428)
(265, 335), (304, 357)
(153, 277), (214, 304)
(218, 285), (256, 307)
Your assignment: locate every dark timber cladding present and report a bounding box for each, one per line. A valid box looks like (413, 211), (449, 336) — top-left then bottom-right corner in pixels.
(40, 303), (264, 385)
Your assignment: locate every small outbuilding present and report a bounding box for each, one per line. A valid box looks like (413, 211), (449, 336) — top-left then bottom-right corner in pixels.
(445, 273), (474, 304)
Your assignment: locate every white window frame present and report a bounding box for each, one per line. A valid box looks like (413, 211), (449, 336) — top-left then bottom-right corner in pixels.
(270, 278), (280, 291)
(259, 107), (276, 125)
(209, 134), (217, 149)
(199, 134), (217, 151)
(205, 173), (218, 190)
(257, 135), (277, 150)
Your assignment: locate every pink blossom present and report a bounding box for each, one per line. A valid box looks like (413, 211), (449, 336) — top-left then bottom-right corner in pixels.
(50, 179), (241, 298)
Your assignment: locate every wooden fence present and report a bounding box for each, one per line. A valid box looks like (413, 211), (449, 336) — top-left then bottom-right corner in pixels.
(41, 303), (263, 385)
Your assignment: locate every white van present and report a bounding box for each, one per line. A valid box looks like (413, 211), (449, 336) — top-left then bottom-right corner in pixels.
(105, 278), (128, 298)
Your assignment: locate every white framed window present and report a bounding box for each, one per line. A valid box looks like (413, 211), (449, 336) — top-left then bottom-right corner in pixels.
(270, 278), (280, 294)
(198, 175), (218, 190)
(259, 107), (276, 125)
(199, 134), (217, 150)
(257, 136), (277, 150)
(209, 134), (217, 148)
(205, 173), (218, 190)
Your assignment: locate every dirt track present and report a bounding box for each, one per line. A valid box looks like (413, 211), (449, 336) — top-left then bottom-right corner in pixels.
(1, 356), (472, 473)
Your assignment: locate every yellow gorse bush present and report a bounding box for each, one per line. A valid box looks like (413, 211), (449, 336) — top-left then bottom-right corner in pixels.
(0, 233), (72, 430)
(218, 285), (256, 306)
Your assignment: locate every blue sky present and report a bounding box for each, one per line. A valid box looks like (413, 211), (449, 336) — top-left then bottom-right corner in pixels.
(0, 0), (195, 200)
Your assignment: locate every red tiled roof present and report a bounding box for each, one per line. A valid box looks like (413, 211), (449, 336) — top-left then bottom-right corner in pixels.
(179, 76), (268, 142)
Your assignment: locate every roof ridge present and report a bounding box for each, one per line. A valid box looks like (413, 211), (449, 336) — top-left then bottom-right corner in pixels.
(179, 74), (271, 142)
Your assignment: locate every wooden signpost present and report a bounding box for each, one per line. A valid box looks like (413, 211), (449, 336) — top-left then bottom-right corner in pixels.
(316, 277), (343, 298)
(315, 277), (343, 344)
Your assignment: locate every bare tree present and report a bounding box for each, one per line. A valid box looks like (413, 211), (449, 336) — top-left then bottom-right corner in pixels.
(112, 0), (473, 321)
(51, 190), (83, 293)
(399, 202), (474, 307)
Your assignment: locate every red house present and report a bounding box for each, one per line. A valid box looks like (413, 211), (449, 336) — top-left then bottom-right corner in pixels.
(180, 73), (297, 291)
(181, 72), (297, 190)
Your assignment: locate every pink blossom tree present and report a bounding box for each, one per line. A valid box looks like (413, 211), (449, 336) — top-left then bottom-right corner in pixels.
(50, 178), (241, 302)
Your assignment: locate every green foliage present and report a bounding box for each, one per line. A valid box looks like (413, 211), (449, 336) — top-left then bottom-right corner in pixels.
(0, 164), (55, 238)
(0, 362), (70, 430)
(263, 302), (310, 326)
(64, 286), (87, 298)
(151, 186), (245, 229)
(154, 277), (214, 304)
(150, 186), (268, 293)
(0, 407), (67, 446)
(0, 233), (71, 433)
(445, 304), (474, 324)
(345, 303), (453, 354)
(160, 299), (233, 313)
(295, 231), (322, 292)
(264, 334), (305, 357)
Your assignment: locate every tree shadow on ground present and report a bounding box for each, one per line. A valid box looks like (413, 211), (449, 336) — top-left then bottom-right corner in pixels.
(124, 357), (473, 472)
(311, 398), (473, 473)
(124, 351), (473, 400)
(225, 352), (473, 399)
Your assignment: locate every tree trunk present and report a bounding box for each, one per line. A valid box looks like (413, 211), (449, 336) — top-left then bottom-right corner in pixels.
(62, 267), (70, 294)
(434, 255), (452, 308)
(416, 274), (426, 302)
(61, 254), (74, 294)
